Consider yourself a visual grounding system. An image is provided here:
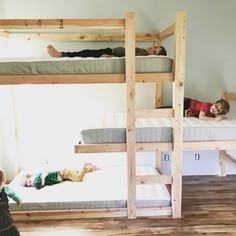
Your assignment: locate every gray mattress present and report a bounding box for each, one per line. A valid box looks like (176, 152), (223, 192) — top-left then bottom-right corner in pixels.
(80, 117), (236, 143)
(9, 166), (170, 211)
(0, 56), (173, 75)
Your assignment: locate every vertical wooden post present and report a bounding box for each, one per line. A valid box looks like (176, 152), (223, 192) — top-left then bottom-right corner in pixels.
(172, 11), (186, 218)
(155, 81), (162, 108)
(218, 150), (226, 176)
(155, 150), (162, 171)
(125, 11), (136, 219)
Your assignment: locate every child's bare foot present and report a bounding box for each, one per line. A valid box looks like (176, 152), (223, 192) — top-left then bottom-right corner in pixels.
(47, 44), (62, 58)
(84, 162), (101, 172)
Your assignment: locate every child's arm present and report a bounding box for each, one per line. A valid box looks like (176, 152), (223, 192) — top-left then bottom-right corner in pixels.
(34, 171), (49, 189)
(199, 111), (223, 121)
(41, 171), (49, 186)
(4, 186), (22, 204)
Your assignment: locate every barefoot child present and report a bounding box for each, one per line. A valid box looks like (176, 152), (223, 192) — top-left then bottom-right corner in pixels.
(47, 44), (167, 58)
(21, 162), (100, 189)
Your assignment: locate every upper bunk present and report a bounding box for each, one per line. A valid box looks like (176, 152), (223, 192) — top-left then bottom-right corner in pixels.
(0, 12), (184, 85)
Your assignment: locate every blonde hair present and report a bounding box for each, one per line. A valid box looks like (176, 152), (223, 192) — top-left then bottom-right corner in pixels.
(20, 173), (32, 187)
(0, 169), (6, 185)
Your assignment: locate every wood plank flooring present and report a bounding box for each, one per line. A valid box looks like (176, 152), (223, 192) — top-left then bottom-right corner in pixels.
(15, 175), (236, 236)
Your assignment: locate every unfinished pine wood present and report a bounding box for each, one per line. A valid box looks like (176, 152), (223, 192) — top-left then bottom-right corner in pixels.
(15, 175), (236, 235)
(0, 11), (187, 220)
(0, 19), (125, 29)
(223, 92), (236, 101)
(218, 151), (226, 177)
(5, 32), (160, 42)
(125, 11), (136, 220)
(171, 11), (186, 218)
(155, 150), (162, 171)
(75, 141), (236, 153)
(158, 23), (175, 41)
(136, 108), (174, 118)
(155, 81), (162, 107)
(136, 174), (172, 185)
(219, 150), (236, 177)
(0, 73), (173, 85)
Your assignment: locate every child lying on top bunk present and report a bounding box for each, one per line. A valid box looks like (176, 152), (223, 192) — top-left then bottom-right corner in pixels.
(184, 97), (230, 121)
(47, 44), (167, 58)
(0, 169), (21, 235)
(21, 162), (100, 190)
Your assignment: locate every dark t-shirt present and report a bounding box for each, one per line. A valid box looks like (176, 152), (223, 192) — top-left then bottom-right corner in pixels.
(113, 47), (148, 57)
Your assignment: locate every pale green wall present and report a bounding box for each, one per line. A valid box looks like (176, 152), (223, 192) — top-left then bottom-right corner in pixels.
(0, 0), (236, 115)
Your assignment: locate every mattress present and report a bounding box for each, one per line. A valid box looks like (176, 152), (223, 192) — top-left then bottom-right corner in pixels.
(0, 56), (173, 75)
(8, 166), (170, 211)
(80, 117), (236, 143)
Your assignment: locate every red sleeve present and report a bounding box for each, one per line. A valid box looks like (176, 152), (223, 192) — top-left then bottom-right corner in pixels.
(199, 103), (212, 114)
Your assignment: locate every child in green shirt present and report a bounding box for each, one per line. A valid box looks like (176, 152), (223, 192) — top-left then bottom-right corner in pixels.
(0, 168), (21, 235)
(21, 162), (100, 189)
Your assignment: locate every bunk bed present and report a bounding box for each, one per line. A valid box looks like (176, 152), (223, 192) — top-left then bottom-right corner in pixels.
(0, 12), (186, 220)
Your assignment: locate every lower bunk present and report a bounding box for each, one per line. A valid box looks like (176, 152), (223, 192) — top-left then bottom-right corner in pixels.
(9, 165), (171, 221)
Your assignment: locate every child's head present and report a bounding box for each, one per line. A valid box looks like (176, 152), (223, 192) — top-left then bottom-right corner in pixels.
(21, 173), (34, 187)
(0, 169), (6, 190)
(210, 99), (230, 115)
(146, 46), (167, 56)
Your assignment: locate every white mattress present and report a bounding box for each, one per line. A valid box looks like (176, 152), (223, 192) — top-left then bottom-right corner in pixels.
(80, 117), (236, 143)
(8, 166), (170, 211)
(0, 56), (173, 75)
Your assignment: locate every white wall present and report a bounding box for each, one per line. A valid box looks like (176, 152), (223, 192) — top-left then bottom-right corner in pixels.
(0, 0), (236, 177)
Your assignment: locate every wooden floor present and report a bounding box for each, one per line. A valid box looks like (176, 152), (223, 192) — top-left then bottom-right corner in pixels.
(16, 175), (236, 236)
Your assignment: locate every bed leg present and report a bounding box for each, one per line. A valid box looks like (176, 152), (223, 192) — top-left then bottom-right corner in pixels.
(218, 150), (226, 177)
(155, 150), (162, 172)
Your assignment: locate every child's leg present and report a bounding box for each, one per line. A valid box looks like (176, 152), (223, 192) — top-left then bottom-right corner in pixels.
(76, 163), (100, 181)
(60, 163), (99, 182)
(60, 168), (84, 182)
(184, 98), (191, 117)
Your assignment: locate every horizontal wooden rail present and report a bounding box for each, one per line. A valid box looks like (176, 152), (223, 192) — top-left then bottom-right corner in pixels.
(75, 140), (236, 153)
(0, 73), (173, 85)
(0, 19), (125, 29)
(11, 206), (172, 221)
(3, 32), (160, 42)
(136, 108), (173, 118)
(136, 175), (172, 185)
(74, 143), (173, 153)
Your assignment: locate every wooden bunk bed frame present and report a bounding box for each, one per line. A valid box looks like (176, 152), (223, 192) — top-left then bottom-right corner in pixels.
(0, 12), (186, 220)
